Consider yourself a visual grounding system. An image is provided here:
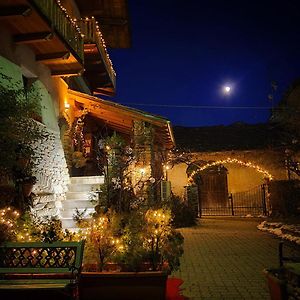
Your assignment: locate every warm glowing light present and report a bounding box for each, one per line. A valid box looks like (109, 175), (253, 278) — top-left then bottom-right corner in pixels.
(187, 158), (273, 184)
(64, 102), (70, 109)
(140, 168), (146, 175)
(106, 145), (110, 151)
(224, 86), (231, 93)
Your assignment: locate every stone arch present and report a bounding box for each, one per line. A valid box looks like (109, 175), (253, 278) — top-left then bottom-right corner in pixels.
(188, 158), (273, 184)
(168, 149), (287, 198)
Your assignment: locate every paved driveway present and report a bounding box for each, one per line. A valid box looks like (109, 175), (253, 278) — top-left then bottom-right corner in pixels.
(172, 217), (279, 299)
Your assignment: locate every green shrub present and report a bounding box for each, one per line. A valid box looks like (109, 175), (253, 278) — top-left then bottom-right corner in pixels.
(168, 194), (197, 228)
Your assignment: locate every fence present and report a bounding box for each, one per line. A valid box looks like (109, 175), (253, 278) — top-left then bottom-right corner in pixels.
(199, 185), (267, 216)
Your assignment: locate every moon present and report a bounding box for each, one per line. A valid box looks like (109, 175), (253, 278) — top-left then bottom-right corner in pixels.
(224, 86), (231, 93)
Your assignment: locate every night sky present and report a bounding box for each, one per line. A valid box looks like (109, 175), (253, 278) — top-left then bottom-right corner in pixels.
(109, 0), (300, 127)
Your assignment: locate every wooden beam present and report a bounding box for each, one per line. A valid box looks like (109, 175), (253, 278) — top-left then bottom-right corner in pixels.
(51, 68), (83, 76)
(36, 52), (70, 62)
(14, 32), (53, 44)
(0, 5), (32, 18)
(92, 87), (114, 96)
(88, 81), (113, 88)
(84, 56), (103, 63)
(84, 68), (107, 75)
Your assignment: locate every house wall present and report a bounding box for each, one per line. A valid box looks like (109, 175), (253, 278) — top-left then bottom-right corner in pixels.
(169, 149), (287, 198)
(0, 27), (70, 217)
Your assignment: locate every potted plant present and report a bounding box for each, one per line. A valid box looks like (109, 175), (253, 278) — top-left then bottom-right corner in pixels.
(0, 71), (43, 211)
(72, 151), (87, 176)
(75, 208), (183, 300)
(72, 133), (184, 300)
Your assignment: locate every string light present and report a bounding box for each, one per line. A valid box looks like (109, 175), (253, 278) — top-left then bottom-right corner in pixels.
(187, 158), (273, 184)
(0, 207), (20, 238)
(80, 17), (116, 76)
(53, 1), (116, 77)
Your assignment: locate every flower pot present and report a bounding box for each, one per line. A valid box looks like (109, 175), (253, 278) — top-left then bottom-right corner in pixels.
(22, 183), (34, 197)
(79, 271), (168, 300)
(263, 269), (287, 300)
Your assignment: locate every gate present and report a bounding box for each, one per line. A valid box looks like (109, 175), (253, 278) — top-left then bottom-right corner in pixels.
(199, 185), (267, 216)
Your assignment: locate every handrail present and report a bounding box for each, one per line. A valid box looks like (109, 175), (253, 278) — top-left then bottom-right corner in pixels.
(80, 18), (116, 87)
(30, 0), (84, 63)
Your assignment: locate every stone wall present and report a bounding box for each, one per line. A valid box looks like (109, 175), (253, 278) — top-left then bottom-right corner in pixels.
(0, 27), (70, 217)
(32, 125), (70, 217)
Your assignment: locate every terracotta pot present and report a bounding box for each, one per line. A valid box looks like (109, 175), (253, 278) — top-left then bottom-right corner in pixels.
(263, 269), (287, 300)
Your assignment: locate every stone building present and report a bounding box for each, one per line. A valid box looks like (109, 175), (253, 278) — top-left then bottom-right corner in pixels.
(0, 0), (174, 227)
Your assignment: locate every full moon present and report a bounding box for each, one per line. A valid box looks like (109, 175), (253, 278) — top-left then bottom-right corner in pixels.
(224, 86), (231, 93)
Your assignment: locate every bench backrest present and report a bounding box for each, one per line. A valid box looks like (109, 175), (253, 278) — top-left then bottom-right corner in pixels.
(0, 241), (84, 274)
(279, 241), (300, 267)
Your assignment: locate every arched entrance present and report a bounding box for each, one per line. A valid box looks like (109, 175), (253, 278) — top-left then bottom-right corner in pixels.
(187, 158), (272, 216)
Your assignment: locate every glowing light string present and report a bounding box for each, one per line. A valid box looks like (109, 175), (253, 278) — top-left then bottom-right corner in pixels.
(187, 158), (273, 184)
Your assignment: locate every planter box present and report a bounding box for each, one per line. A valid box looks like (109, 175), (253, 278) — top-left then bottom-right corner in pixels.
(79, 271), (168, 300)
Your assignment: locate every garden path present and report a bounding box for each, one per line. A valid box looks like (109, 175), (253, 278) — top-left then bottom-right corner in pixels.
(172, 217), (279, 300)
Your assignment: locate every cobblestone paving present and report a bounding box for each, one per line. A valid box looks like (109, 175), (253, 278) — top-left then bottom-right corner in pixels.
(172, 217), (279, 300)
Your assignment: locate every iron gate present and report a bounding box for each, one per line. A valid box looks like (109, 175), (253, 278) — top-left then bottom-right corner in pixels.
(199, 184), (267, 216)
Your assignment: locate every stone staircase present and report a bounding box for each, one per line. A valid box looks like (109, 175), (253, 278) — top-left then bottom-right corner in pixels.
(61, 176), (104, 230)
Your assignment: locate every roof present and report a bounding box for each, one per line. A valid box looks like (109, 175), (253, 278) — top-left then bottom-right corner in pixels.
(68, 89), (175, 149)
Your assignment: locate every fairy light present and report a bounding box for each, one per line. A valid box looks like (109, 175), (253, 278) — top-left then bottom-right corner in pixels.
(0, 207), (21, 238)
(56, 0), (82, 35)
(80, 17), (116, 76)
(187, 158), (273, 184)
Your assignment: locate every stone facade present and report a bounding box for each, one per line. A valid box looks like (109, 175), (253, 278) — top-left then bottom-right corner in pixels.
(0, 27), (70, 217)
(32, 125), (70, 217)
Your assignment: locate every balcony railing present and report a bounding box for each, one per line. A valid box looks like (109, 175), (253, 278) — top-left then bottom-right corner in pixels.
(80, 18), (116, 87)
(30, 0), (84, 63)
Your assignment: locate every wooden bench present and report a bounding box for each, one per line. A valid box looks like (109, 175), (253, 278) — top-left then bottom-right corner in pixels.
(279, 240), (300, 266)
(0, 241), (84, 300)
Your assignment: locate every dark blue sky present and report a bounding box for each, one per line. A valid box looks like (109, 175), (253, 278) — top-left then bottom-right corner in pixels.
(109, 0), (300, 127)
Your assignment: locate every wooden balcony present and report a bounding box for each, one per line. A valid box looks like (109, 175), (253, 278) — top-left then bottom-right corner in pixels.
(80, 18), (116, 96)
(0, 0), (84, 76)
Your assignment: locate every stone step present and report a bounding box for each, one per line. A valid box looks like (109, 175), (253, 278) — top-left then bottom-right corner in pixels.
(63, 200), (95, 209)
(70, 176), (104, 185)
(68, 184), (101, 193)
(61, 208), (95, 219)
(61, 218), (77, 229)
(66, 192), (90, 201)
(61, 217), (92, 229)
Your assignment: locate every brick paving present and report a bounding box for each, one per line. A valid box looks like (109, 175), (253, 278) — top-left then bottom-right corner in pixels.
(172, 217), (279, 300)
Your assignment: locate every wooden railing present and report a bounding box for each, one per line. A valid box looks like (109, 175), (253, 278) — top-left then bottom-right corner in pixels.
(30, 0), (84, 63)
(80, 18), (116, 87)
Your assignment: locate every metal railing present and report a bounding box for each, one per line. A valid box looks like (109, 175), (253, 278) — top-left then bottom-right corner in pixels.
(198, 185), (267, 216)
(80, 18), (116, 87)
(31, 0), (84, 63)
